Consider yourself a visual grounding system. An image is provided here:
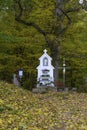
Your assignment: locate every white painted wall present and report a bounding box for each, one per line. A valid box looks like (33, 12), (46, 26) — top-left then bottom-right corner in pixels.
(36, 49), (55, 85)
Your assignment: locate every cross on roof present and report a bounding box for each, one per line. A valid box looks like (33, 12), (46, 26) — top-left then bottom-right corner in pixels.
(43, 49), (47, 53)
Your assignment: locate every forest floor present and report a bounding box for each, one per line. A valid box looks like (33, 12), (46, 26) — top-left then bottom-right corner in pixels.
(0, 81), (87, 130)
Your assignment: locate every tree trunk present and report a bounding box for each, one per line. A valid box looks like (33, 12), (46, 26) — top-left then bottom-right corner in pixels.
(54, 46), (60, 86)
(54, 0), (64, 86)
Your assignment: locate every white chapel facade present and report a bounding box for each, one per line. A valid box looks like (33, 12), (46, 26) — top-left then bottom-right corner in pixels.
(36, 49), (55, 87)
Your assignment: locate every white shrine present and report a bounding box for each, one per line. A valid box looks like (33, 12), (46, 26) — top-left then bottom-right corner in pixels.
(36, 49), (55, 87)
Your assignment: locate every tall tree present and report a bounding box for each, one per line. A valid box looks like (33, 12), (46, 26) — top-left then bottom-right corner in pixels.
(14, 0), (82, 86)
(0, 0), (86, 88)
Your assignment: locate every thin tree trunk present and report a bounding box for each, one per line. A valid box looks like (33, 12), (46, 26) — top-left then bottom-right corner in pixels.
(54, 46), (60, 86)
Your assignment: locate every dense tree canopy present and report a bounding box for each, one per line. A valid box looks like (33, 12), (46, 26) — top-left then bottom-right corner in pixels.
(0, 0), (87, 91)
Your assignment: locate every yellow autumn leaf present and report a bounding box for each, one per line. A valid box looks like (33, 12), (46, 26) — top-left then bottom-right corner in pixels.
(0, 99), (4, 105)
(0, 119), (3, 124)
(13, 128), (18, 130)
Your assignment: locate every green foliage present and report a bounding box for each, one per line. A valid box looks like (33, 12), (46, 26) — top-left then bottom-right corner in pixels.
(0, 0), (87, 91)
(22, 69), (37, 90)
(60, 9), (87, 90)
